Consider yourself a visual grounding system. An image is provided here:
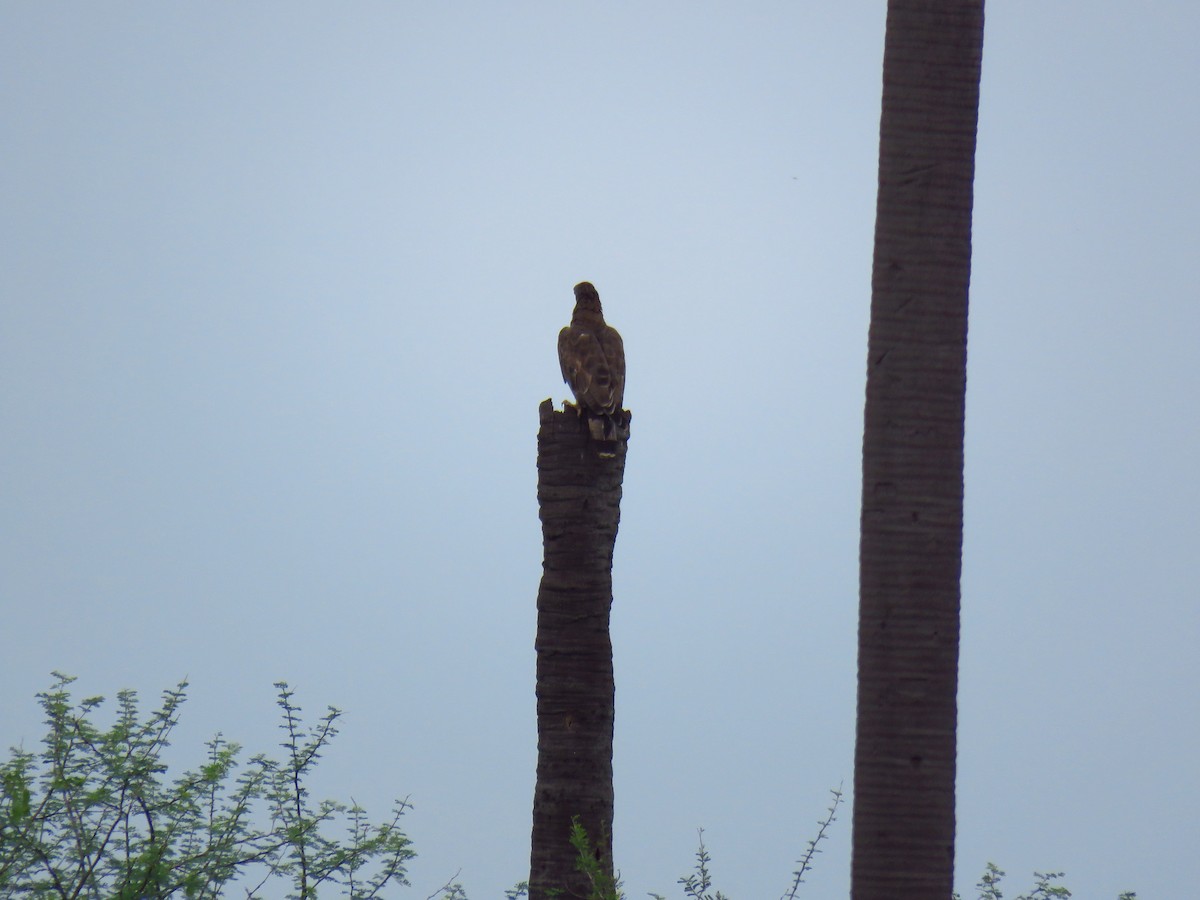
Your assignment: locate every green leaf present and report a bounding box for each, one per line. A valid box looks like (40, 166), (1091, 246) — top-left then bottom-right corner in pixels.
(3, 770), (32, 822)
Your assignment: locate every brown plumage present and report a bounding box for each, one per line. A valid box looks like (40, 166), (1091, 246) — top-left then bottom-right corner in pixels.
(558, 281), (625, 418)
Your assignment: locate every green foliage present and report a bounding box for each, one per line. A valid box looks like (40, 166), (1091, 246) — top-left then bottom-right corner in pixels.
(0, 673), (414, 899)
(426, 870), (530, 900)
(647, 785), (841, 900)
(674, 829), (726, 900)
(952, 862), (1136, 900)
(426, 878), (471, 900)
(780, 784), (842, 900)
(969, 861), (1005, 900)
(2, 677), (1141, 900)
(568, 817), (621, 900)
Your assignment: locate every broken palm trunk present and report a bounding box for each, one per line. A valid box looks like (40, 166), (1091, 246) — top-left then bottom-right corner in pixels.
(529, 399), (630, 900)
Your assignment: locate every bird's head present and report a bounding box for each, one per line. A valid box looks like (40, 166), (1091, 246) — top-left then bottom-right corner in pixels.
(573, 281), (603, 315)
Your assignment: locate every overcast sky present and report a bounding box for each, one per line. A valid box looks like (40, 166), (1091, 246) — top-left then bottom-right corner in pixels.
(2, 3), (1197, 898)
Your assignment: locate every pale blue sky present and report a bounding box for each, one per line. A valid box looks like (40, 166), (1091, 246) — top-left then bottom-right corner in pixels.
(2, 4), (1197, 898)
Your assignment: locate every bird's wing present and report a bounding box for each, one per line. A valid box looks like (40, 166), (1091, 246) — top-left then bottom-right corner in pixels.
(558, 326), (584, 389)
(598, 325), (625, 412)
(559, 324), (621, 414)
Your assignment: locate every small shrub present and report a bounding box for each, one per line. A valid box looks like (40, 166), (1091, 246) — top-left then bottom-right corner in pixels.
(0, 673), (413, 899)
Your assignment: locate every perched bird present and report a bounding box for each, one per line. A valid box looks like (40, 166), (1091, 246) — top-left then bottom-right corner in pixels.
(558, 282), (625, 425)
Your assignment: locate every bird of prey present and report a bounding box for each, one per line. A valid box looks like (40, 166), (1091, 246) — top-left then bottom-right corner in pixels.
(558, 281), (625, 426)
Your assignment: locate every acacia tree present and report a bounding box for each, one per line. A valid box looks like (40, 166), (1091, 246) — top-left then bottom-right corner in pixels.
(852, 2), (985, 898)
(0, 675), (414, 899)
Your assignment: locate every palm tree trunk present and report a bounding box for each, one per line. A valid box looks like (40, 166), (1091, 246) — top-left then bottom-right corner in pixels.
(852, 3), (985, 899)
(529, 400), (628, 900)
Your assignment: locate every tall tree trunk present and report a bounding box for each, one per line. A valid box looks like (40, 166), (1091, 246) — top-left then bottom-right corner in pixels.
(852, 3), (984, 899)
(529, 400), (628, 900)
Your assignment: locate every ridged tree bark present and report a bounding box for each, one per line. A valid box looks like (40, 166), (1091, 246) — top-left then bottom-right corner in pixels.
(529, 400), (629, 900)
(852, 2), (984, 899)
